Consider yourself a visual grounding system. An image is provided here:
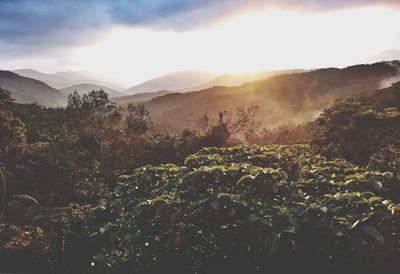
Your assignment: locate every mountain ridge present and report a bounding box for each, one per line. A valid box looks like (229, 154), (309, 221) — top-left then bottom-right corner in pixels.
(139, 61), (400, 131)
(0, 70), (66, 107)
(13, 69), (125, 91)
(125, 70), (217, 94)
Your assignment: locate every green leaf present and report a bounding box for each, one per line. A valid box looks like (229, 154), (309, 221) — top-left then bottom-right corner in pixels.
(348, 219), (360, 230)
(237, 174), (255, 185)
(368, 196), (383, 204)
(369, 180), (382, 191)
(361, 225), (384, 245)
(319, 206), (328, 213)
(229, 207), (237, 216)
(279, 170), (288, 180)
(382, 171), (394, 179)
(89, 232), (98, 237)
(268, 233), (280, 255)
(281, 226), (296, 234)
(94, 252), (106, 263)
(248, 213), (260, 223)
(211, 200), (219, 210)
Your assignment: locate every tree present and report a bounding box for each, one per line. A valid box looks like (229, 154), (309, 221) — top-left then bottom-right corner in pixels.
(0, 87), (15, 106)
(191, 104), (260, 147)
(0, 110), (27, 165)
(125, 103), (151, 136)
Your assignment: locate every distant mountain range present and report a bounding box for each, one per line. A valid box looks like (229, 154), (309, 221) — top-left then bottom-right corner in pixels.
(124, 69), (309, 95)
(184, 69), (308, 91)
(0, 70), (66, 106)
(135, 61), (400, 132)
(363, 50), (400, 64)
(60, 83), (127, 97)
(3, 60), (400, 121)
(115, 69), (308, 103)
(125, 70), (217, 94)
(13, 69), (126, 91)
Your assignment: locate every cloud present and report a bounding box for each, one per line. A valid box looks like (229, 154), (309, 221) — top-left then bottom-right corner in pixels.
(0, 0), (400, 57)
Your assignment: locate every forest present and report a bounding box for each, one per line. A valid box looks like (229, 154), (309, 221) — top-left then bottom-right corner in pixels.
(0, 78), (400, 273)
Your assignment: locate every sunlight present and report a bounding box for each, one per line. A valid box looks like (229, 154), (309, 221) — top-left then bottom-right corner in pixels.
(71, 6), (400, 85)
(3, 2), (400, 273)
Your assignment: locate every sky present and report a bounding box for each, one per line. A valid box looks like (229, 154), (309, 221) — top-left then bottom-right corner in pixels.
(1, 0), (400, 87)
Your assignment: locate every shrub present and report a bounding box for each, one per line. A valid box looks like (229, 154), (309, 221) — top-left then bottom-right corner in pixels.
(93, 145), (400, 273)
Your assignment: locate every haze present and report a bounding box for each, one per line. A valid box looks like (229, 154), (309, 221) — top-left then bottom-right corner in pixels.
(1, 1), (400, 86)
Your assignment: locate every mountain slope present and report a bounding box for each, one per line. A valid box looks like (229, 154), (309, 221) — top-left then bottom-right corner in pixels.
(363, 50), (400, 63)
(0, 70), (66, 106)
(111, 90), (172, 104)
(12, 69), (72, 89)
(13, 69), (125, 91)
(60, 83), (127, 97)
(52, 71), (125, 91)
(125, 70), (217, 94)
(139, 61), (400, 131)
(185, 69), (308, 91)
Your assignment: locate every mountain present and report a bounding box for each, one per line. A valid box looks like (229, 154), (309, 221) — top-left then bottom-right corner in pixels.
(125, 70), (217, 94)
(12, 69), (72, 89)
(115, 70), (307, 104)
(13, 69), (125, 91)
(185, 69), (308, 91)
(134, 61), (400, 132)
(363, 50), (400, 63)
(60, 83), (127, 97)
(52, 71), (125, 91)
(0, 70), (66, 106)
(111, 90), (172, 104)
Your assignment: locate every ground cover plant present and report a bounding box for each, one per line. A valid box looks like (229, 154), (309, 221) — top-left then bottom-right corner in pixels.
(94, 145), (400, 273)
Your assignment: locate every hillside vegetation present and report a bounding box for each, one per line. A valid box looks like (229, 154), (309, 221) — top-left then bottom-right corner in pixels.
(61, 83), (127, 97)
(1, 67), (400, 273)
(185, 69), (308, 91)
(94, 145), (400, 273)
(111, 90), (172, 105)
(140, 61), (400, 131)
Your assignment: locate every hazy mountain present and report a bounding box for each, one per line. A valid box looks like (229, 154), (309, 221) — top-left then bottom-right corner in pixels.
(112, 90), (172, 104)
(134, 61), (400, 132)
(52, 71), (125, 91)
(185, 69), (308, 91)
(12, 69), (72, 89)
(60, 83), (127, 97)
(13, 69), (126, 91)
(125, 70), (217, 94)
(115, 70), (308, 104)
(363, 50), (400, 63)
(74, 71), (128, 90)
(0, 70), (66, 106)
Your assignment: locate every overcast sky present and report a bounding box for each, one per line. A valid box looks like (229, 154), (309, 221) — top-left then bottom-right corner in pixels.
(1, 0), (400, 86)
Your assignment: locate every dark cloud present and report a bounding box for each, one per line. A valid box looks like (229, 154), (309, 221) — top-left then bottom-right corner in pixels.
(0, 0), (399, 57)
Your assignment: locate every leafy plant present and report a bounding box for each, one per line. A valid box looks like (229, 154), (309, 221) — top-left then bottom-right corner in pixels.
(94, 145), (400, 273)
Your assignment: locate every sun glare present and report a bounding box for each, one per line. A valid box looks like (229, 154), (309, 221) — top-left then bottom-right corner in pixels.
(70, 6), (400, 85)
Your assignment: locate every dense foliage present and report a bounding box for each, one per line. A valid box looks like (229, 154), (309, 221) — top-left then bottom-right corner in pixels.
(0, 87), (262, 273)
(94, 145), (400, 273)
(313, 81), (400, 166)
(1, 80), (400, 273)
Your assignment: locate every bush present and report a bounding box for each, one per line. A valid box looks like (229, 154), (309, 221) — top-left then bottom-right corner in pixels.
(0, 224), (54, 272)
(368, 145), (400, 175)
(93, 145), (400, 273)
(312, 82), (400, 165)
